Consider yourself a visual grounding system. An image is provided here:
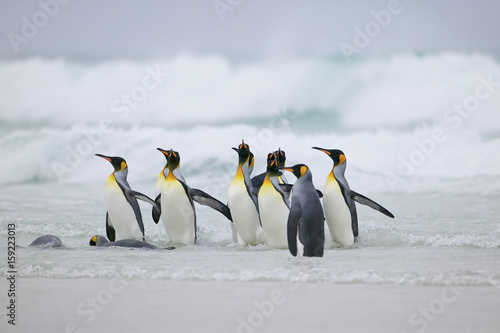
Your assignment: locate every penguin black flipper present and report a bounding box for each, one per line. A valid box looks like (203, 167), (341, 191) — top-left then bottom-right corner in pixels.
(287, 205), (302, 257)
(349, 190), (395, 218)
(251, 172), (266, 188)
(152, 194), (161, 224)
(129, 189), (158, 208)
(106, 213), (116, 242)
(190, 188), (232, 222)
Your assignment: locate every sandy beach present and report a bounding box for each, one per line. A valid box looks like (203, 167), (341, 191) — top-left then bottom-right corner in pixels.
(1, 278), (499, 333)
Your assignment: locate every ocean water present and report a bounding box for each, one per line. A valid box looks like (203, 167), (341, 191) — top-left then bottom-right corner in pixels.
(1, 52), (499, 288)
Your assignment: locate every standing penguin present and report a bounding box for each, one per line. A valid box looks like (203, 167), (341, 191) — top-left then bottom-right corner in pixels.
(95, 154), (158, 241)
(312, 147), (394, 246)
(152, 148), (186, 223)
(156, 148), (231, 245)
(227, 140), (265, 246)
(258, 153), (290, 249)
(280, 164), (325, 257)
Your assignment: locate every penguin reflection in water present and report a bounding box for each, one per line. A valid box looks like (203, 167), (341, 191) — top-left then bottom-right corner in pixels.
(312, 147), (394, 247)
(95, 154), (159, 242)
(154, 148), (232, 246)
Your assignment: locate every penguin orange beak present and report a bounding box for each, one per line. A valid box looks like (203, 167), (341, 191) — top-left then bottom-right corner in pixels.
(157, 148), (169, 156)
(95, 154), (112, 162)
(311, 147), (331, 155)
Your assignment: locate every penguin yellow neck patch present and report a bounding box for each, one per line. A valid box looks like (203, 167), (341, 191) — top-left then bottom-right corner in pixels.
(338, 154), (346, 165)
(166, 171), (177, 181)
(235, 165), (244, 180)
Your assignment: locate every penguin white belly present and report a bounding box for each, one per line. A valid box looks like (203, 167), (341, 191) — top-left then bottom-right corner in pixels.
(104, 183), (143, 241)
(258, 180), (289, 249)
(161, 179), (195, 245)
(323, 180), (354, 246)
(154, 172), (165, 197)
(228, 180), (262, 246)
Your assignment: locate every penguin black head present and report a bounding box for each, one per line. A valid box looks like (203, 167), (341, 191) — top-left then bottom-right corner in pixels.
(280, 164), (309, 179)
(312, 147), (346, 167)
(157, 147), (171, 163)
(232, 140), (251, 165)
(266, 152), (280, 175)
(266, 152), (276, 165)
(95, 154), (127, 172)
(157, 148), (180, 171)
(273, 148), (286, 168)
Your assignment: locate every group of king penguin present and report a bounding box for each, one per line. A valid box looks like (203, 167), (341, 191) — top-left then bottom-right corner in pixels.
(95, 140), (394, 257)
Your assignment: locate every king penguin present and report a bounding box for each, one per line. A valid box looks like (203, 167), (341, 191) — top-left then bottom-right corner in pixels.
(156, 148), (231, 245)
(29, 235), (64, 248)
(89, 235), (175, 250)
(280, 164), (325, 257)
(312, 147), (394, 246)
(95, 154), (158, 241)
(227, 140), (266, 246)
(152, 148), (186, 223)
(258, 152), (290, 249)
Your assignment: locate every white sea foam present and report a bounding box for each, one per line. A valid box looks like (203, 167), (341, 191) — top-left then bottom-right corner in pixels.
(1, 52), (499, 195)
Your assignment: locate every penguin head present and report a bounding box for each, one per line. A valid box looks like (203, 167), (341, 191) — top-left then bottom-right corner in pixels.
(280, 163), (310, 179)
(273, 148), (286, 168)
(266, 152), (280, 176)
(157, 147), (171, 165)
(232, 140), (251, 165)
(312, 147), (346, 167)
(95, 154), (128, 172)
(157, 148), (181, 171)
(89, 235), (109, 246)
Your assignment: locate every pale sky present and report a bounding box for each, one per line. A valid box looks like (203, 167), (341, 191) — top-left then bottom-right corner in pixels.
(1, 0), (499, 61)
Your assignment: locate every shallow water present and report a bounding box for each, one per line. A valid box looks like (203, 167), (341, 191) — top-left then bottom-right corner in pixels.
(2, 183), (499, 287)
(1, 52), (500, 289)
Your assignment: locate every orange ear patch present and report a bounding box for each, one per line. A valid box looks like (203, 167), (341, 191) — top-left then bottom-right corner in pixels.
(300, 166), (307, 176)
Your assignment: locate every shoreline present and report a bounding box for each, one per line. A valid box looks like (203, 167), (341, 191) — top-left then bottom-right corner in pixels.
(1, 278), (499, 333)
